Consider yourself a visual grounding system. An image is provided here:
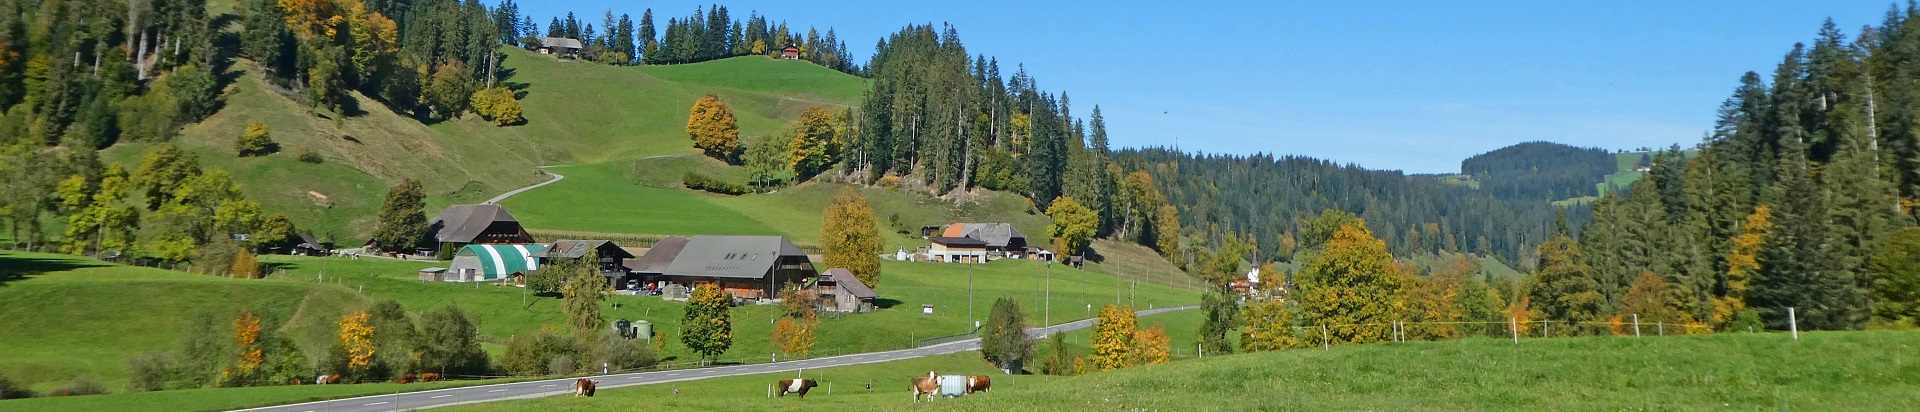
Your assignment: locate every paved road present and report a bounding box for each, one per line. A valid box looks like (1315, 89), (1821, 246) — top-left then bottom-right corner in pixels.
(239, 306), (1194, 412)
(483, 153), (692, 205)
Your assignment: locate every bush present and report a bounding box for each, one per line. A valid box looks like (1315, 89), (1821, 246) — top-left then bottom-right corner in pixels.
(469, 87), (524, 126)
(296, 147), (324, 163)
(591, 330), (658, 372)
(127, 351), (178, 392)
(682, 171), (750, 195)
(527, 269), (565, 295)
(546, 354), (577, 376)
(500, 330), (578, 376)
(48, 377), (109, 397)
(0, 371), (35, 399)
(235, 121), (277, 156)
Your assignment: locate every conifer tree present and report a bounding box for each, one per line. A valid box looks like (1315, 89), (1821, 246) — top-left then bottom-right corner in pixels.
(370, 179), (428, 252)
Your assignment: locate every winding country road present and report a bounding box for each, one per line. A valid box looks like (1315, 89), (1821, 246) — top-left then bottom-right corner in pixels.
(483, 153), (693, 205)
(237, 306), (1194, 412)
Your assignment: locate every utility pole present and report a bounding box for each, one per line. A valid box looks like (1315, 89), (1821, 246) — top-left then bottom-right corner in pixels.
(968, 260), (975, 332)
(1045, 260), (1052, 333)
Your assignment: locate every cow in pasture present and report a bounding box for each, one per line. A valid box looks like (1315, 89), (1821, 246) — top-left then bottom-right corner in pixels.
(420, 372), (441, 382)
(910, 371), (939, 403)
(398, 373), (416, 384)
(965, 375), (991, 393)
(778, 379), (819, 398)
(316, 374), (342, 385)
(574, 379), (598, 397)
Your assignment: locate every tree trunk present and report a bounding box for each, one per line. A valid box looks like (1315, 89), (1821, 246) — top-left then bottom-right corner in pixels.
(135, 28), (151, 80)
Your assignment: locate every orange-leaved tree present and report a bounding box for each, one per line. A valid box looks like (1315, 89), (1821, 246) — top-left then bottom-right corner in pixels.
(686, 95), (740, 162)
(1131, 324), (1171, 366)
(233, 310), (264, 374)
(787, 106), (838, 178)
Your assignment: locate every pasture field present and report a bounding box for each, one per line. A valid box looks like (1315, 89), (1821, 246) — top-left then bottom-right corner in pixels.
(0, 250), (1198, 397)
(441, 329), (1920, 411)
(96, 50), (868, 243)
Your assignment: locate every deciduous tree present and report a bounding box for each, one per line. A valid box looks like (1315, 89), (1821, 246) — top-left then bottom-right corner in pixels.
(820, 187), (882, 287)
(1086, 304), (1135, 370)
(1297, 221), (1405, 343)
(687, 95), (740, 162)
(681, 283), (733, 361)
(1046, 196), (1097, 258)
(370, 179), (427, 252)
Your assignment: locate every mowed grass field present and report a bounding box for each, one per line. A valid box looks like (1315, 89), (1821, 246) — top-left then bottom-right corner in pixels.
(440, 329), (1920, 412)
(503, 156), (1057, 253)
(0, 249), (1196, 399)
(95, 50), (868, 243)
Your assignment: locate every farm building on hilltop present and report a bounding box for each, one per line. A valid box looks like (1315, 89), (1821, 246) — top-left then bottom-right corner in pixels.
(779, 44), (800, 59)
(423, 204), (536, 257)
(813, 268), (876, 313)
(446, 244), (547, 282)
(629, 235), (817, 300)
(536, 37), (584, 58)
(538, 239), (638, 289)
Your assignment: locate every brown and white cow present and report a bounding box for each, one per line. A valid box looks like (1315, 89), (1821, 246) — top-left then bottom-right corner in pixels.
(574, 379), (598, 397)
(965, 375), (991, 394)
(315, 374), (343, 385)
(910, 371), (939, 403)
(777, 378), (819, 398)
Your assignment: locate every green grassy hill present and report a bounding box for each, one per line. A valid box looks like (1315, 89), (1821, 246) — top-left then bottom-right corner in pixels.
(433, 329), (1920, 411)
(98, 50), (868, 242)
(0, 249), (1197, 397)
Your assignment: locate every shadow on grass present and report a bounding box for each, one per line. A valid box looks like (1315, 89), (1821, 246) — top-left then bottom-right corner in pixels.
(0, 252), (108, 287)
(874, 298), (903, 309)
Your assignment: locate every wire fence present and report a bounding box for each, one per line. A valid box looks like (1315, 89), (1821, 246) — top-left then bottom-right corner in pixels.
(1229, 307), (1811, 355)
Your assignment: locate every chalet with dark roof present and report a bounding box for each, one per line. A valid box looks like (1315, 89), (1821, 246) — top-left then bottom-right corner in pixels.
(538, 239), (638, 288)
(424, 204), (535, 256)
(814, 267), (876, 313)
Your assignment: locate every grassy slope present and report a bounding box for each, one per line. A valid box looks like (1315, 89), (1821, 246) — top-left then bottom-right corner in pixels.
(0, 249), (1197, 394)
(0, 251), (368, 392)
(440, 330), (1920, 411)
(96, 51), (867, 243)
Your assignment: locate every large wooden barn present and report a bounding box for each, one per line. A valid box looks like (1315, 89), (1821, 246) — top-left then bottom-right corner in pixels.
(423, 204), (536, 257)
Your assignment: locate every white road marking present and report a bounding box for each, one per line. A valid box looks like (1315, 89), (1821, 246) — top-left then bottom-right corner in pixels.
(488, 389), (508, 393)
(667, 373), (680, 376)
(364, 402), (388, 406)
(541, 384), (557, 387)
(431, 395), (453, 399)
(628, 376), (645, 380)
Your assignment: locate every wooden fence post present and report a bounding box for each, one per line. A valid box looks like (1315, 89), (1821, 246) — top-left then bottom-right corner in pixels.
(1789, 307), (1798, 340)
(1632, 314), (1640, 338)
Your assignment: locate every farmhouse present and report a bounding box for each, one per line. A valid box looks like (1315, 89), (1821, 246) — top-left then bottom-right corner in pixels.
(424, 204), (536, 256)
(629, 235), (817, 300)
(536, 36), (584, 58)
(538, 239), (637, 289)
(779, 44), (800, 59)
(927, 236), (988, 263)
(813, 268), (876, 313)
(918, 222), (1029, 262)
(446, 244), (547, 282)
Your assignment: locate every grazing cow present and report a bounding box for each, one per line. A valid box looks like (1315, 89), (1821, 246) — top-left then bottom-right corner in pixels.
(965, 375), (991, 394)
(316, 374), (342, 385)
(574, 379), (598, 397)
(777, 379), (819, 398)
(398, 373), (416, 384)
(420, 372), (441, 382)
(910, 371), (939, 403)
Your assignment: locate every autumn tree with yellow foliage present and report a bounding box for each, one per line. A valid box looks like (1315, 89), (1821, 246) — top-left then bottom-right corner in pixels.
(787, 107), (839, 178)
(337, 311), (376, 377)
(1297, 221), (1406, 344)
(1715, 205), (1771, 330)
(820, 187), (883, 287)
(687, 95), (741, 162)
(1086, 305), (1137, 370)
(1239, 300), (1300, 352)
(1131, 324), (1171, 366)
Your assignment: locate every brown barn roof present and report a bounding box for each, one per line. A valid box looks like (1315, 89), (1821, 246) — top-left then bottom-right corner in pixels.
(429, 205), (522, 244)
(540, 239), (635, 259)
(931, 236), (988, 248)
(821, 268), (876, 299)
(628, 237), (690, 273)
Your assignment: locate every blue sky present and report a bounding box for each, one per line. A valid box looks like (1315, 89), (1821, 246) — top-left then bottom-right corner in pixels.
(520, 1), (1895, 173)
